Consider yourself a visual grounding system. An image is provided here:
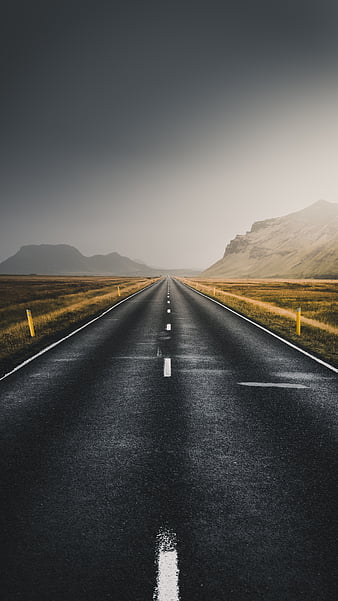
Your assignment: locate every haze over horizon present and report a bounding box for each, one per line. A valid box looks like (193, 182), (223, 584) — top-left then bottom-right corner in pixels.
(2, 1), (338, 269)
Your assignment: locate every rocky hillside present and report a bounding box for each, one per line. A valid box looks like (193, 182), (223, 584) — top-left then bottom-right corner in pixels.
(203, 200), (338, 278)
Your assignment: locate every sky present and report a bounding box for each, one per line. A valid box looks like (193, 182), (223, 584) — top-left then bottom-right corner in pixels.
(1, 0), (338, 269)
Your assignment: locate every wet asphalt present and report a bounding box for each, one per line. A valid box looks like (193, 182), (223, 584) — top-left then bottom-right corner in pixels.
(0, 277), (337, 600)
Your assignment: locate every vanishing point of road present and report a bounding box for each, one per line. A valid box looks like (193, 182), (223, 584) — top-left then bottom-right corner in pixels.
(0, 277), (337, 600)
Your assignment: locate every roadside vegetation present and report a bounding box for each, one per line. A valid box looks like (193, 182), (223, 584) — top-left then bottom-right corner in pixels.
(181, 278), (338, 368)
(0, 275), (158, 376)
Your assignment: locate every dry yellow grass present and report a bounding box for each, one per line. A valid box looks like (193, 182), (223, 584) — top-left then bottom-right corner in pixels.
(0, 275), (158, 375)
(181, 278), (338, 367)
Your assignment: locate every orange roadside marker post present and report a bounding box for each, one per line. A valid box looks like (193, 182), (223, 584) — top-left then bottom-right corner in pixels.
(296, 307), (301, 336)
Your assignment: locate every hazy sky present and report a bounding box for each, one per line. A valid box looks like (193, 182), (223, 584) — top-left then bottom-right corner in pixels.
(1, 0), (338, 268)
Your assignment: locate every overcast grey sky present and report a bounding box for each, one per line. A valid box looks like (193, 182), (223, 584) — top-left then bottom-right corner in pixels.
(1, 0), (338, 268)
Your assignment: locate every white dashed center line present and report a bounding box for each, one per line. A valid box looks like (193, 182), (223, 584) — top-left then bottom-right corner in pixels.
(167, 300), (171, 304)
(154, 528), (179, 601)
(164, 358), (171, 377)
(167, 309), (171, 313)
(166, 324), (171, 331)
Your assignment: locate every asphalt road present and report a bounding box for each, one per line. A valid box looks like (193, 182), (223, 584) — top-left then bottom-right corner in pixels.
(0, 277), (337, 600)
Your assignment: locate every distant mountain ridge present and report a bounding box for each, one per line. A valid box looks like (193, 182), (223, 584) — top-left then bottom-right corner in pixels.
(203, 200), (338, 278)
(0, 244), (199, 276)
(0, 244), (153, 276)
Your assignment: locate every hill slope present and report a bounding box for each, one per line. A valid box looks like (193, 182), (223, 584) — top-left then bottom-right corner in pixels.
(203, 200), (338, 278)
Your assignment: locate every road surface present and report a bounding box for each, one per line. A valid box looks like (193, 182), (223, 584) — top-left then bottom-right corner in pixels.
(0, 277), (337, 600)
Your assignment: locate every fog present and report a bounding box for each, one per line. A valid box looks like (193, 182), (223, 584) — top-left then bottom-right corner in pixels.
(1, 1), (338, 268)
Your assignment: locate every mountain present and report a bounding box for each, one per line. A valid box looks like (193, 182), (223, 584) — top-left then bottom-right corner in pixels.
(0, 244), (200, 276)
(0, 244), (159, 276)
(203, 200), (338, 279)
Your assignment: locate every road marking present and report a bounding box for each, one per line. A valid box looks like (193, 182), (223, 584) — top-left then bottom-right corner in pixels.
(182, 282), (338, 374)
(167, 309), (171, 313)
(164, 358), (171, 377)
(238, 382), (309, 389)
(274, 371), (329, 381)
(29, 373), (51, 378)
(167, 300), (171, 304)
(112, 356), (157, 360)
(154, 528), (179, 601)
(52, 357), (79, 362)
(166, 324), (172, 331)
(0, 282), (157, 382)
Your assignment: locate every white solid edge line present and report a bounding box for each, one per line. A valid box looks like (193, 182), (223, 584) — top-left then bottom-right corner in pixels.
(180, 281), (338, 374)
(164, 358), (171, 377)
(0, 281), (158, 383)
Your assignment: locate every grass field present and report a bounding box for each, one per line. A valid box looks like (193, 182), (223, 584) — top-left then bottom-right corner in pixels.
(0, 275), (158, 376)
(181, 278), (338, 368)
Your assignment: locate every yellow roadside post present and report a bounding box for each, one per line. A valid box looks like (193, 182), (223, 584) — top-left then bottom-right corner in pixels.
(117, 285), (121, 297)
(296, 307), (301, 336)
(26, 309), (35, 337)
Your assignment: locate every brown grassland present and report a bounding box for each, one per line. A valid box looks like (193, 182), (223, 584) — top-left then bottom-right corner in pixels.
(181, 278), (338, 368)
(0, 275), (158, 376)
